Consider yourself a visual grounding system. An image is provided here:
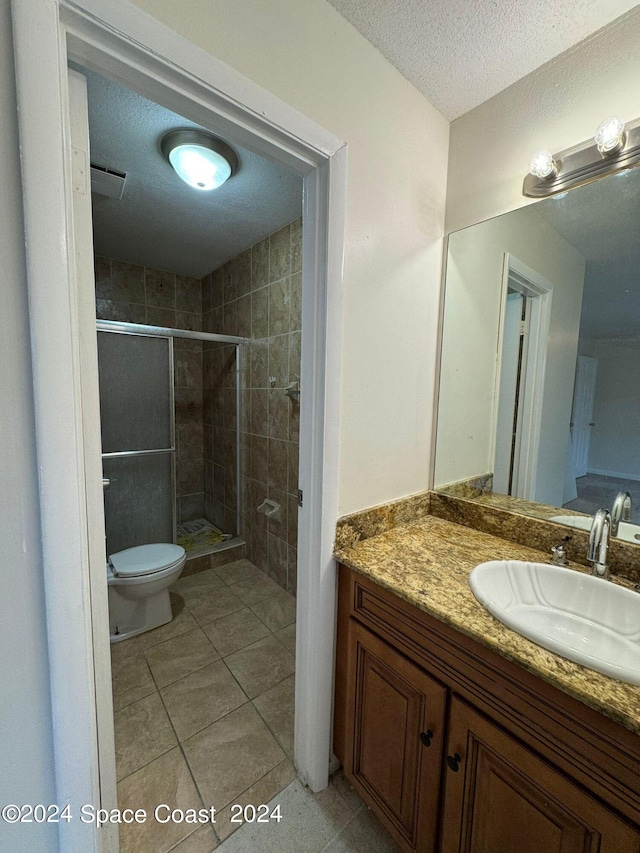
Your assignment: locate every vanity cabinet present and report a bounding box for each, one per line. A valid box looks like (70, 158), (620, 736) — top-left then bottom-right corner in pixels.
(334, 563), (640, 853)
(345, 621), (446, 852)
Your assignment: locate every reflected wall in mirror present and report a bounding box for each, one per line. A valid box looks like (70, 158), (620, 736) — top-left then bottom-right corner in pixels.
(435, 165), (640, 538)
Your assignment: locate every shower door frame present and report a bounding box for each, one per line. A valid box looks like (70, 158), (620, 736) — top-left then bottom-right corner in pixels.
(13, 0), (346, 848)
(98, 319), (248, 547)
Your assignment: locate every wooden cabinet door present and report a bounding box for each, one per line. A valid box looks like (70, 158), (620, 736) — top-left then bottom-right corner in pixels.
(344, 621), (447, 853)
(441, 697), (640, 853)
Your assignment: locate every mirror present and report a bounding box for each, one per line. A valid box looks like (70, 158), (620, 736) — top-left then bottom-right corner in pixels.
(434, 164), (640, 540)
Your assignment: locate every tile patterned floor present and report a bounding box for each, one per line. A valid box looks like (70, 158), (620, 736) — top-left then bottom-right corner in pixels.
(112, 559), (297, 852)
(111, 557), (399, 852)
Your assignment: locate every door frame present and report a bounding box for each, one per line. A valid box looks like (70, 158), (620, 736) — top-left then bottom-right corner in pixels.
(12, 1), (346, 849)
(493, 254), (552, 501)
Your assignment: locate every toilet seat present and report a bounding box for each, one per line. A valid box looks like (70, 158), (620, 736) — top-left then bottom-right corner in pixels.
(109, 543), (185, 578)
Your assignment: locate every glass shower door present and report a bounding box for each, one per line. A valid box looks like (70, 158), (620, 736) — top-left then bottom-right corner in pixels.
(97, 330), (175, 555)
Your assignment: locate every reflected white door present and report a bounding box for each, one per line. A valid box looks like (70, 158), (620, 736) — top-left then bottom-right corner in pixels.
(494, 293), (523, 493)
(570, 356), (598, 477)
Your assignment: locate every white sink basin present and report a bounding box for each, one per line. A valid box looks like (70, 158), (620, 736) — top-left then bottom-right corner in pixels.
(470, 560), (640, 685)
(550, 514), (640, 544)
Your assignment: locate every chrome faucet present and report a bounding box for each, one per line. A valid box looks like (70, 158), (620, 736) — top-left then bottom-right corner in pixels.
(587, 508), (611, 579)
(611, 491), (632, 536)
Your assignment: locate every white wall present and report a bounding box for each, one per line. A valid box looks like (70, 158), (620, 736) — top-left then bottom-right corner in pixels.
(0, 1), (58, 849)
(588, 338), (640, 479)
(131, 0), (450, 516)
(435, 205), (585, 506)
(447, 7), (640, 233)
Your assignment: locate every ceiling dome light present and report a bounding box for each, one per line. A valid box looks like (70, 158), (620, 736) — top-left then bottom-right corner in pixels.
(528, 149), (557, 180)
(161, 129), (238, 191)
(594, 116), (625, 154)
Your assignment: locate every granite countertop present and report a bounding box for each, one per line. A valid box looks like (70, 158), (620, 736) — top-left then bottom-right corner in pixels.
(335, 514), (640, 736)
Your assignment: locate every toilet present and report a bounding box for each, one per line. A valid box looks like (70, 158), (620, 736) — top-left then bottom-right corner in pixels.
(107, 543), (186, 643)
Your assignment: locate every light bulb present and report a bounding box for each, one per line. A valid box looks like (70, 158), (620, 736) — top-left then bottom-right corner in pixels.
(594, 116), (625, 154)
(161, 130), (238, 192)
(529, 149), (557, 180)
(168, 144), (232, 191)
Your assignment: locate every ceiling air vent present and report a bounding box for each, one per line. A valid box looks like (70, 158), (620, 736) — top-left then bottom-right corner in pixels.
(90, 164), (127, 200)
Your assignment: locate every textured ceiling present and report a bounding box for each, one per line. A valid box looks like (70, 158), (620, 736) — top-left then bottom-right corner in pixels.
(325, 0), (638, 119)
(82, 68), (302, 279)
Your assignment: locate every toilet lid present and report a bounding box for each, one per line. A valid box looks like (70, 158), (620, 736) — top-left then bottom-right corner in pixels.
(109, 543), (185, 578)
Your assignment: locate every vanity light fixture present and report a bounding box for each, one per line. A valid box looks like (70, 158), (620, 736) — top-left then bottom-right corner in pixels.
(594, 116), (625, 154)
(161, 129), (238, 191)
(528, 149), (557, 180)
(523, 114), (640, 198)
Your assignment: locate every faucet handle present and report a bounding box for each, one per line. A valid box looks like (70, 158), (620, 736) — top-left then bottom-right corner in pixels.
(551, 534), (571, 566)
(550, 544), (568, 565)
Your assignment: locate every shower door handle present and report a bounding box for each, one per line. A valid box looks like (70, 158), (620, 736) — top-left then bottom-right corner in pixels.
(102, 478), (111, 491)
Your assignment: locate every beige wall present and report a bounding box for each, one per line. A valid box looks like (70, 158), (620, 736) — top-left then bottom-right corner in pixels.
(447, 7), (640, 234)
(132, 0), (449, 516)
(588, 338), (640, 480)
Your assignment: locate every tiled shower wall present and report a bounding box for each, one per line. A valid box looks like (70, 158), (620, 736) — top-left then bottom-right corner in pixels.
(201, 217), (302, 595)
(94, 257), (206, 523)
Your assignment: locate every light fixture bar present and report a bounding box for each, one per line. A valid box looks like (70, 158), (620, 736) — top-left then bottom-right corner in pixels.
(523, 116), (640, 198)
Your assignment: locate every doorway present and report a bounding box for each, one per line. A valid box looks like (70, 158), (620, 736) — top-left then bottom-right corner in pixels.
(83, 62), (306, 847)
(493, 256), (552, 501)
(13, 2), (345, 849)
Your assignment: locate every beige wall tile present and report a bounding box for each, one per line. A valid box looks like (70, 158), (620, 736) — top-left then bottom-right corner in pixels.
(145, 268), (176, 310)
(269, 224), (291, 283)
(251, 239), (269, 291)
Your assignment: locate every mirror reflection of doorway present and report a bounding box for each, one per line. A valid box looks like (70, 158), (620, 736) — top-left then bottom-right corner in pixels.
(494, 289), (529, 495)
(494, 260), (552, 500)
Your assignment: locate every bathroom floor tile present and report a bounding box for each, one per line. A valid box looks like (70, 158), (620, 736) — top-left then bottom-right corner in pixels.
(274, 622), (296, 654)
(250, 588), (297, 632)
(224, 635), (295, 699)
(182, 703), (286, 811)
(214, 779), (354, 853)
(228, 572), (283, 607)
(111, 643), (157, 711)
(168, 824), (218, 852)
(114, 692), (178, 781)
(322, 805), (402, 852)
(173, 568), (226, 605)
(329, 770), (365, 813)
(144, 628), (220, 688)
(214, 559), (265, 586)
(201, 607), (270, 657)
(253, 674), (295, 757)
(113, 556), (298, 846)
(160, 661), (248, 741)
(117, 747), (203, 853)
(138, 594), (199, 650)
(214, 759), (296, 842)
(187, 587), (246, 627)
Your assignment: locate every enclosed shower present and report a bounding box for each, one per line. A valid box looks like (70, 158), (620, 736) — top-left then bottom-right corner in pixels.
(97, 320), (246, 560)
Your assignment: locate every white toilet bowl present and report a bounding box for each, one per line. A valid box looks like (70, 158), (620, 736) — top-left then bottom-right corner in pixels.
(107, 543), (186, 643)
